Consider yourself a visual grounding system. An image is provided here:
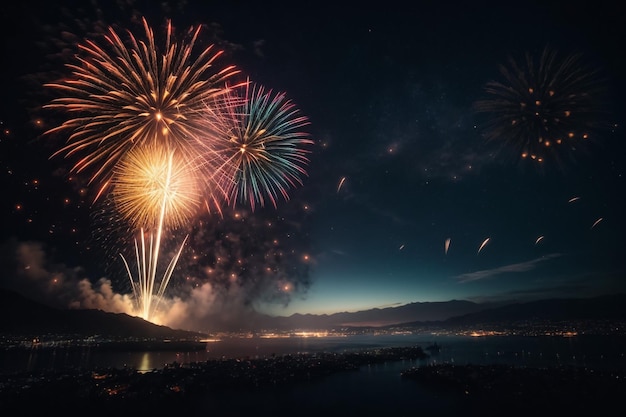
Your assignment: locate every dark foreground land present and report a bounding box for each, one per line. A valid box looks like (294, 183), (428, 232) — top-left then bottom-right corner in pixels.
(1, 345), (624, 416)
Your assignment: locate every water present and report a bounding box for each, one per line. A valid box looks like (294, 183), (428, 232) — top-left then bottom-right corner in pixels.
(2, 333), (624, 373)
(2, 333), (624, 416)
(193, 358), (464, 416)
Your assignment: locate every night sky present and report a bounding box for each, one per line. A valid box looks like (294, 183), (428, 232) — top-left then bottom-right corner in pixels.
(1, 1), (625, 332)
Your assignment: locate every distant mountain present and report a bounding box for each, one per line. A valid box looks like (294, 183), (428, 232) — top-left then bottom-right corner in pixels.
(0, 289), (206, 339)
(270, 294), (626, 331)
(0, 290), (500, 334)
(441, 293), (626, 325)
(263, 299), (501, 330)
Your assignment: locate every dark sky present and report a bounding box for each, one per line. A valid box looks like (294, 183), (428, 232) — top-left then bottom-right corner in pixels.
(1, 1), (625, 331)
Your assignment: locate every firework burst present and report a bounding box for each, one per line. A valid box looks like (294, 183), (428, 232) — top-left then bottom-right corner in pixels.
(200, 81), (314, 210)
(44, 17), (239, 200)
(473, 47), (608, 167)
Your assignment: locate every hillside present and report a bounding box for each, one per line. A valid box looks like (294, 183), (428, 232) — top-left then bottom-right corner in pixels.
(0, 289), (206, 339)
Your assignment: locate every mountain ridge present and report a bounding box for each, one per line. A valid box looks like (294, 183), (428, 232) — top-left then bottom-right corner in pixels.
(1, 288), (624, 336)
(264, 299), (504, 329)
(441, 293), (626, 324)
(0, 289), (206, 339)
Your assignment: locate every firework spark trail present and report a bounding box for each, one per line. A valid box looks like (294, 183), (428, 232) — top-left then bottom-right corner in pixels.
(337, 177), (346, 193)
(120, 229), (189, 321)
(477, 237), (491, 254)
(591, 217), (603, 229)
(112, 144), (200, 321)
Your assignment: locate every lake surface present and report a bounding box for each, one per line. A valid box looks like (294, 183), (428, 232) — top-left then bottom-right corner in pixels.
(2, 333), (625, 416)
(1, 333), (624, 373)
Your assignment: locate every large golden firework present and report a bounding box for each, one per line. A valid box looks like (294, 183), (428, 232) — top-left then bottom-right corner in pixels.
(111, 143), (201, 231)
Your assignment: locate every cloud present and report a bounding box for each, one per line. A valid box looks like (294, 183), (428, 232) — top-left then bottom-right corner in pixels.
(456, 254), (562, 283)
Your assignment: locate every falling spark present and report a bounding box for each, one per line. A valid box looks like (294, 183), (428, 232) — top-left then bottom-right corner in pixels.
(477, 237), (490, 254)
(568, 196), (580, 203)
(591, 217), (603, 229)
(337, 177), (346, 193)
(535, 235), (544, 245)
(444, 238), (451, 255)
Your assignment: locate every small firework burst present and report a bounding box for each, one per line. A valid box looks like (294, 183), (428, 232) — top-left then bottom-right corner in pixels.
(200, 80), (314, 211)
(473, 47), (609, 168)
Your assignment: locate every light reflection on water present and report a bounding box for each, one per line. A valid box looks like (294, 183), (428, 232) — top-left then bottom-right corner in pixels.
(138, 352), (151, 373)
(1, 333), (625, 373)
